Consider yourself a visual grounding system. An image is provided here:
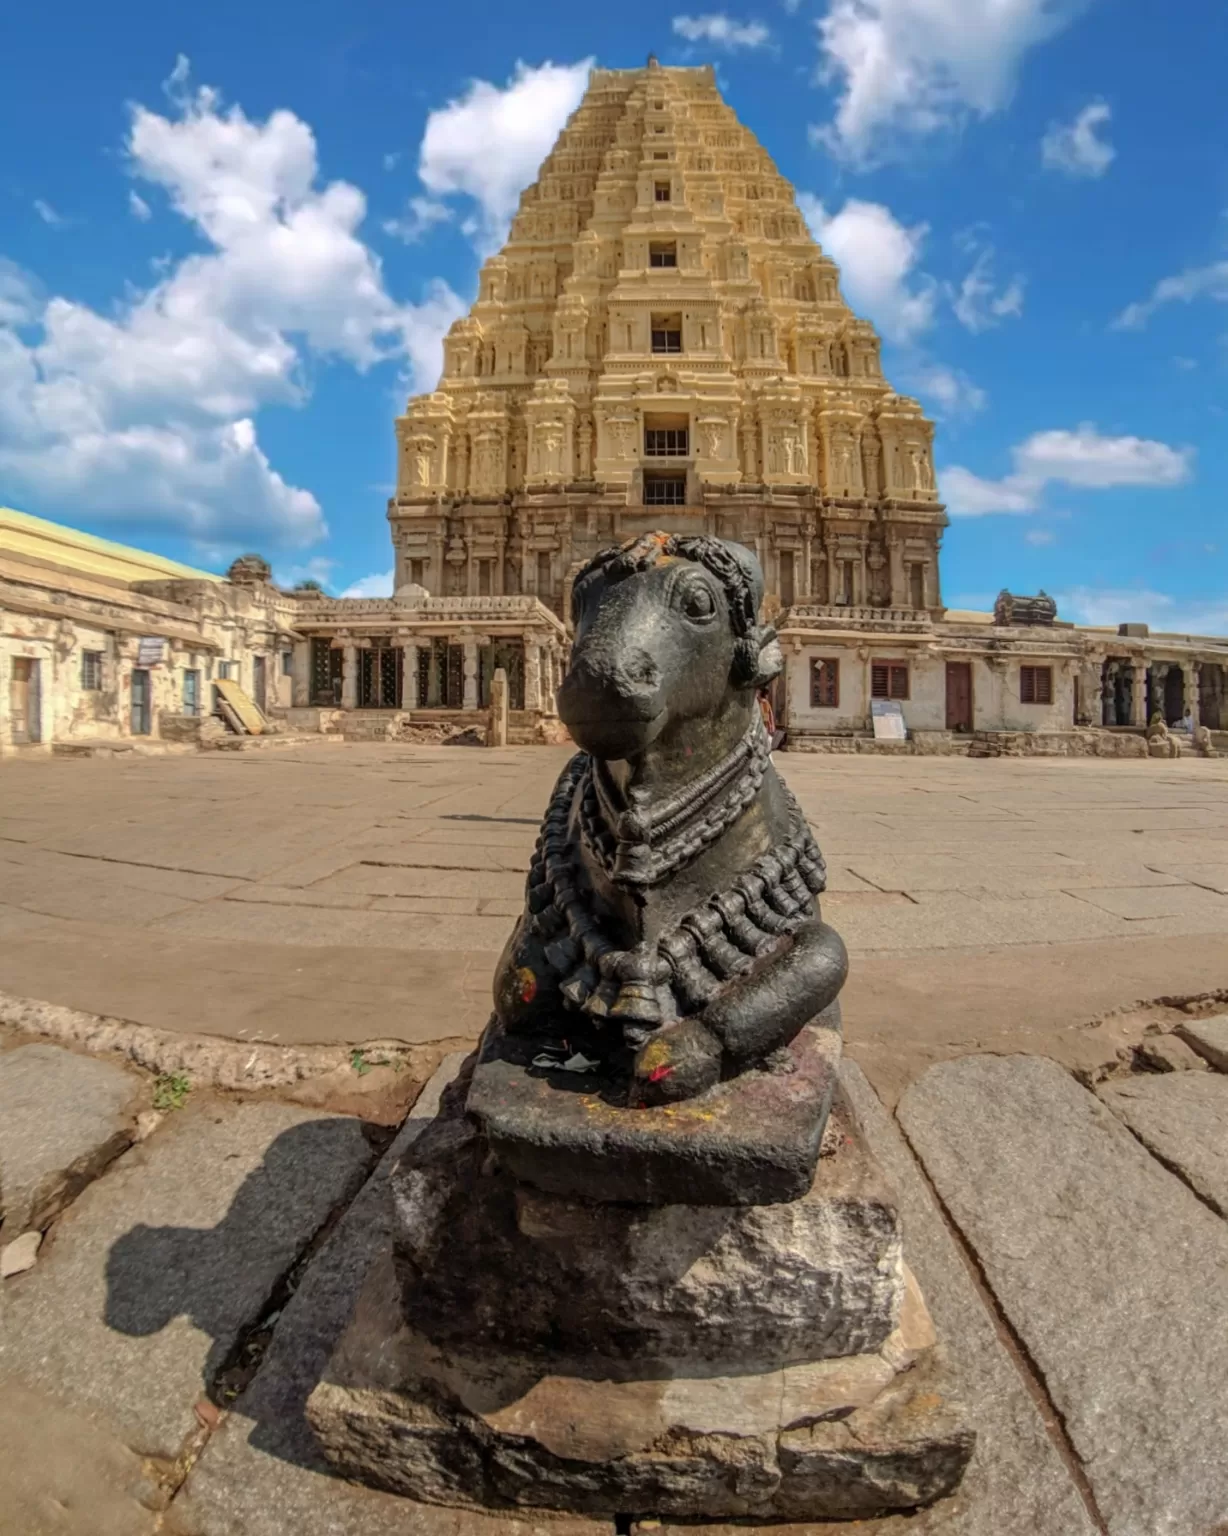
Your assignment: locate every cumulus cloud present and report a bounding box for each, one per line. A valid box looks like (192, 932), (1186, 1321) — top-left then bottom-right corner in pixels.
(0, 61), (465, 547)
(0, 260), (42, 327)
(1056, 587), (1228, 637)
(949, 240), (1025, 332)
(811, 0), (1081, 165)
(672, 14), (773, 49)
(942, 425), (1193, 517)
(410, 60), (592, 254)
(1113, 261), (1228, 330)
(901, 361), (987, 416)
(384, 195), (453, 244)
(340, 568), (395, 598)
(799, 194), (936, 343)
(128, 191), (152, 221)
(1041, 100), (1114, 178)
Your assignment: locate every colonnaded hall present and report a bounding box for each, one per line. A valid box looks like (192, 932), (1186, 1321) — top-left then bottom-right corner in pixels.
(2, 61), (1226, 757)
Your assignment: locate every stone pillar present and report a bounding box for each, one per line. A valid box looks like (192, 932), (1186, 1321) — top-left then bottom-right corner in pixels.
(340, 643), (358, 710)
(427, 644), (442, 707)
(524, 641), (543, 711)
(887, 537), (905, 607)
(488, 667), (509, 747)
(401, 641), (420, 711)
(1130, 661), (1147, 728)
(801, 533), (813, 599)
(463, 639), (479, 711)
(291, 640), (311, 707)
(1187, 661), (1201, 727)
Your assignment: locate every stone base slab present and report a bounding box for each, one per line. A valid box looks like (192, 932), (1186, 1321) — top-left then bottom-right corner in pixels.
(467, 1018), (842, 1206)
(307, 1246), (974, 1520)
(394, 1064), (903, 1365)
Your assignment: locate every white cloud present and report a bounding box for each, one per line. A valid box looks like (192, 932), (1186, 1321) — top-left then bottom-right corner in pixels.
(1056, 587), (1228, 637)
(949, 242), (1025, 332)
(811, 0), (1080, 165)
(942, 424), (1193, 517)
(275, 556), (335, 589)
(0, 260), (42, 326)
(415, 60), (592, 254)
(903, 361), (987, 416)
(128, 191), (152, 221)
(799, 194), (936, 343)
(1024, 527), (1055, 546)
(672, 14), (773, 49)
(0, 61), (465, 548)
(384, 195), (453, 244)
(1113, 261), (1228, 331)
(1041, 100), (1114, 178)
(34, 199), (65, 227)
(340, 568), (395, 598)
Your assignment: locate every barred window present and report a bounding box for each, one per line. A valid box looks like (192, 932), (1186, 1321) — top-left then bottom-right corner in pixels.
(81, 651), (103, 691)
(654, 179), (671, 201)
(643, 473), (687, 506)
(651, 314), (682, 353)
(644, 427), (688, 456)
(1020, 665), (1053, 705)
(649, 241), (677, 268)
(811, 658), (840, 708)
(871, 661), (909, 700)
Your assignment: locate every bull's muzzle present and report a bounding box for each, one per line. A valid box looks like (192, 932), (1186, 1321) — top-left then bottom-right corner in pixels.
(558, 650), (666, 759)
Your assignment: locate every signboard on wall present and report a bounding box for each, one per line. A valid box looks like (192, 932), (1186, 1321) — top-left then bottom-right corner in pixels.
(871, 699), (907, 741)
(136, 636), (166, 667)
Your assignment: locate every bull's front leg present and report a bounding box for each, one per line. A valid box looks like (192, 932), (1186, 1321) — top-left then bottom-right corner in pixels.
(628, 919), (847, 1107)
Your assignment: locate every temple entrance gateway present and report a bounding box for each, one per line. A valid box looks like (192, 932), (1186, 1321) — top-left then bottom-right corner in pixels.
(309, 638), (342, 705)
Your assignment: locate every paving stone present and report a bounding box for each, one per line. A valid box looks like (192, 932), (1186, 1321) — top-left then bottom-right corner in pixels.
(1099, 1070), (1228, 1218)
(897, 1053), (1228, 1536)
(1133, 1032), (1207, 1072)
(0, 1099), (373, 1460)
(0, 1043), (143, 1234)
(166, 1055), (606, 1536)
(0, 1378), (157, 1536)
(1176, 1013), (1228, 1070)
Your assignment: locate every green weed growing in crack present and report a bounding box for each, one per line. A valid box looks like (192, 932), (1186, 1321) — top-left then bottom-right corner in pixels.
(153, 1072), (191, 1111)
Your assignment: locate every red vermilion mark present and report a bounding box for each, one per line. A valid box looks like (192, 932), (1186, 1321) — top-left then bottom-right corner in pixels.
(517, 969), (537, 1004)
(648, 1064), (674, 1083)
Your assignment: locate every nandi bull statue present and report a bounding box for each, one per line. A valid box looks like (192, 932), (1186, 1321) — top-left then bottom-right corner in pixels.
(306, 532), (975, 1521)
(494, 530), (848, 1111)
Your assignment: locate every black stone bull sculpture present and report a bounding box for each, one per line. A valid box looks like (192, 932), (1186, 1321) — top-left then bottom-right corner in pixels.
(492, 531), (847, 1107)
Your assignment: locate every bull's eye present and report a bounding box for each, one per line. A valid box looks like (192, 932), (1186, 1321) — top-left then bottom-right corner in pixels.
(681, 584), (717, 621)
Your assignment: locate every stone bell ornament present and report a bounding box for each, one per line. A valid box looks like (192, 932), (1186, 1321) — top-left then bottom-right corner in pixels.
(307, 534), (975, 1519)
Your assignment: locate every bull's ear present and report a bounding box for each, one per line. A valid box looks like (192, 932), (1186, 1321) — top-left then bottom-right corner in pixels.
(733, 625), (783, 688)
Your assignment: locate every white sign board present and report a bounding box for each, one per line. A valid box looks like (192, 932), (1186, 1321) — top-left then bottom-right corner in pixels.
(137, 636), (166, 667)
(870, 699), (907, 740)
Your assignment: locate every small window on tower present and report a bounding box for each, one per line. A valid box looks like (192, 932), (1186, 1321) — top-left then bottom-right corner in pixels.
(649, 241), (677, 268)
(644, 414), (689, 456)
(643, 472), (687, 506)
(651, 313), (682, 353)
(653, 150), (669, 160)
(654, 179), (671, 201)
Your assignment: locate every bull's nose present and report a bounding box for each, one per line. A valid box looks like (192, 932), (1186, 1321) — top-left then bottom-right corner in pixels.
(560, 648), (662, 719)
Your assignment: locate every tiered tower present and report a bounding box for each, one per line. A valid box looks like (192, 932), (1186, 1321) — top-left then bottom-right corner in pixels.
(391, 60), (946, 618)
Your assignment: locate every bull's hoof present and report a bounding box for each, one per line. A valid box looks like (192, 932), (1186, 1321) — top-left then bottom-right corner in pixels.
(629, 1018), (722, 1106)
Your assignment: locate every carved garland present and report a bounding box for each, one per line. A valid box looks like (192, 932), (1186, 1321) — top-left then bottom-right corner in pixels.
(525, 754), (826, 1042)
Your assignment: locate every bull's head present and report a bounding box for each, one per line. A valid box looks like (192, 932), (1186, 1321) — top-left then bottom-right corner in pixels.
(558, 532), (782, 761)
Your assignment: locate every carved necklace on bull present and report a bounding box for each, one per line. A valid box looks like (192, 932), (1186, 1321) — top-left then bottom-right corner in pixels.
(524, 534), (827, 1050)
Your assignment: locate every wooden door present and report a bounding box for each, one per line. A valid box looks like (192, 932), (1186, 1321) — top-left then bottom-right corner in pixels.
(252, 654), (267, 713)
(945, 661), (973, 732)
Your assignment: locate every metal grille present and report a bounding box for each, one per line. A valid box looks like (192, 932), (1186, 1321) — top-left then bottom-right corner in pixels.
(644, 427), (688, 456)
(81, 651), (103, 691)
(810, 659), (839, 708)
(649, 243), (677, 267)
(644, 473), (687, 506)
(651, 328), (681, 354)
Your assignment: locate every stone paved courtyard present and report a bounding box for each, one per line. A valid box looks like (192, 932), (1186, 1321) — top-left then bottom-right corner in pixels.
(3, 746), (1228, 1535)
(3, 744), (1228, 1099)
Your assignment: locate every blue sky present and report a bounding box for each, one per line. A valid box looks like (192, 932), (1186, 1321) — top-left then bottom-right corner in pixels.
(1, 0), (1225, 628)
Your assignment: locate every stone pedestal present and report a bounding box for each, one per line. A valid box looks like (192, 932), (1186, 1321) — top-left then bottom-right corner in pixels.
(307, 1050), (974, 1519)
